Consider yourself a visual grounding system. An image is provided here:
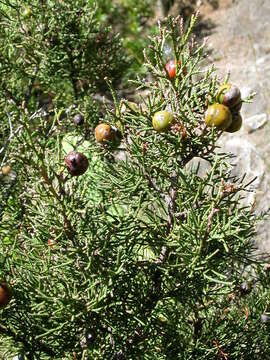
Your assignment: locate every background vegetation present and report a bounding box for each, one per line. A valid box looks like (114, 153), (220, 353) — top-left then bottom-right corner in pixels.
(1, 1), (270, 359)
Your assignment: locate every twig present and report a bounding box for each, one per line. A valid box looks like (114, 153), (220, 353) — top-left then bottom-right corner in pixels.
(39, 165), (76, 244)
(156, 171), (178, 264)
(7, 111), (13, 134)
(142, 169), (166, 200)
(1, 83), (20, 107)
(0, 123), (23, 155)
(201, 207), (219, 252)
(0, 111), (23, 166)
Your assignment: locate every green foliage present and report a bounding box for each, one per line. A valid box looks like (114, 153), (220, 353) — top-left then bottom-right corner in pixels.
(0, 0), (129, 101)
(94, 0), (155, 72)
(0, 7), (270, 360)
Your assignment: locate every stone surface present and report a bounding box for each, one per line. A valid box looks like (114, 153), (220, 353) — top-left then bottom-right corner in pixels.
(245, 113), (268, 133)
(218, 135), (268, 207)
(184, 157), (212, 178)
(200, 0), (270, 253)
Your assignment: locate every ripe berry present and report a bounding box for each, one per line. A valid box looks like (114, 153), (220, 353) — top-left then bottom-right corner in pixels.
(152, 110), (173, 132)
(205, 103), (232, 130)
(31, 83), (43, 97)
(231, 100), (242, 113)
(95, 123), (114, 143)
(0, 282), (12, 308)
(226, 113), (242, 133)
(165, 59), (187, 79)
(113, 351), (125, 360)
(1, 165), (11, 176)
(216, 83), (241, 109)
(65, 151), (89, 176)
(38, 92), (54, 111)
(73, 114), (84, 126)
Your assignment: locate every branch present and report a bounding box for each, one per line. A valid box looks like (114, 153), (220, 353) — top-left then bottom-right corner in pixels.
(121, 172), (178, 357)
(0, 324), (56, 357)
(1, 83), (21, 107)
(155, 171), (178, 265)
(66, 46), (79, 100)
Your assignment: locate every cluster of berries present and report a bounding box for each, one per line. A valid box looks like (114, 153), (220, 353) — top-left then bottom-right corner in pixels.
(64, 60), (243, 179)
(205, 83), (242, 132)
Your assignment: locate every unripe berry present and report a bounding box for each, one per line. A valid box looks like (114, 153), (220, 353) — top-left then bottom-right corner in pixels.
(48, 239), (56, 247)
(205, 103), (232, 130)
(65, 151), (89, 176)
(152, 111), (174, 132)
(22, 6), (32, 18)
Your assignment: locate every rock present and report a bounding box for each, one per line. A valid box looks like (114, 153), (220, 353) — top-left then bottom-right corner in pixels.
(240, 86), (253, 100)
(184, 157), (211, 178)
(218, 136), (266, 206)
(200, 0), (270, 253)
(241, 86), (268, 119)
(256, 56), (267, 66)
(245, 113), (268, 133)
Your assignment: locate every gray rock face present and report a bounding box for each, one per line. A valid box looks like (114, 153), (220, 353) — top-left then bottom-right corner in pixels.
(204, 0), (270, 254)
(218, 135), (267, 207)
(245, 113), (268, 133)
(184, 157), (211, 178)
